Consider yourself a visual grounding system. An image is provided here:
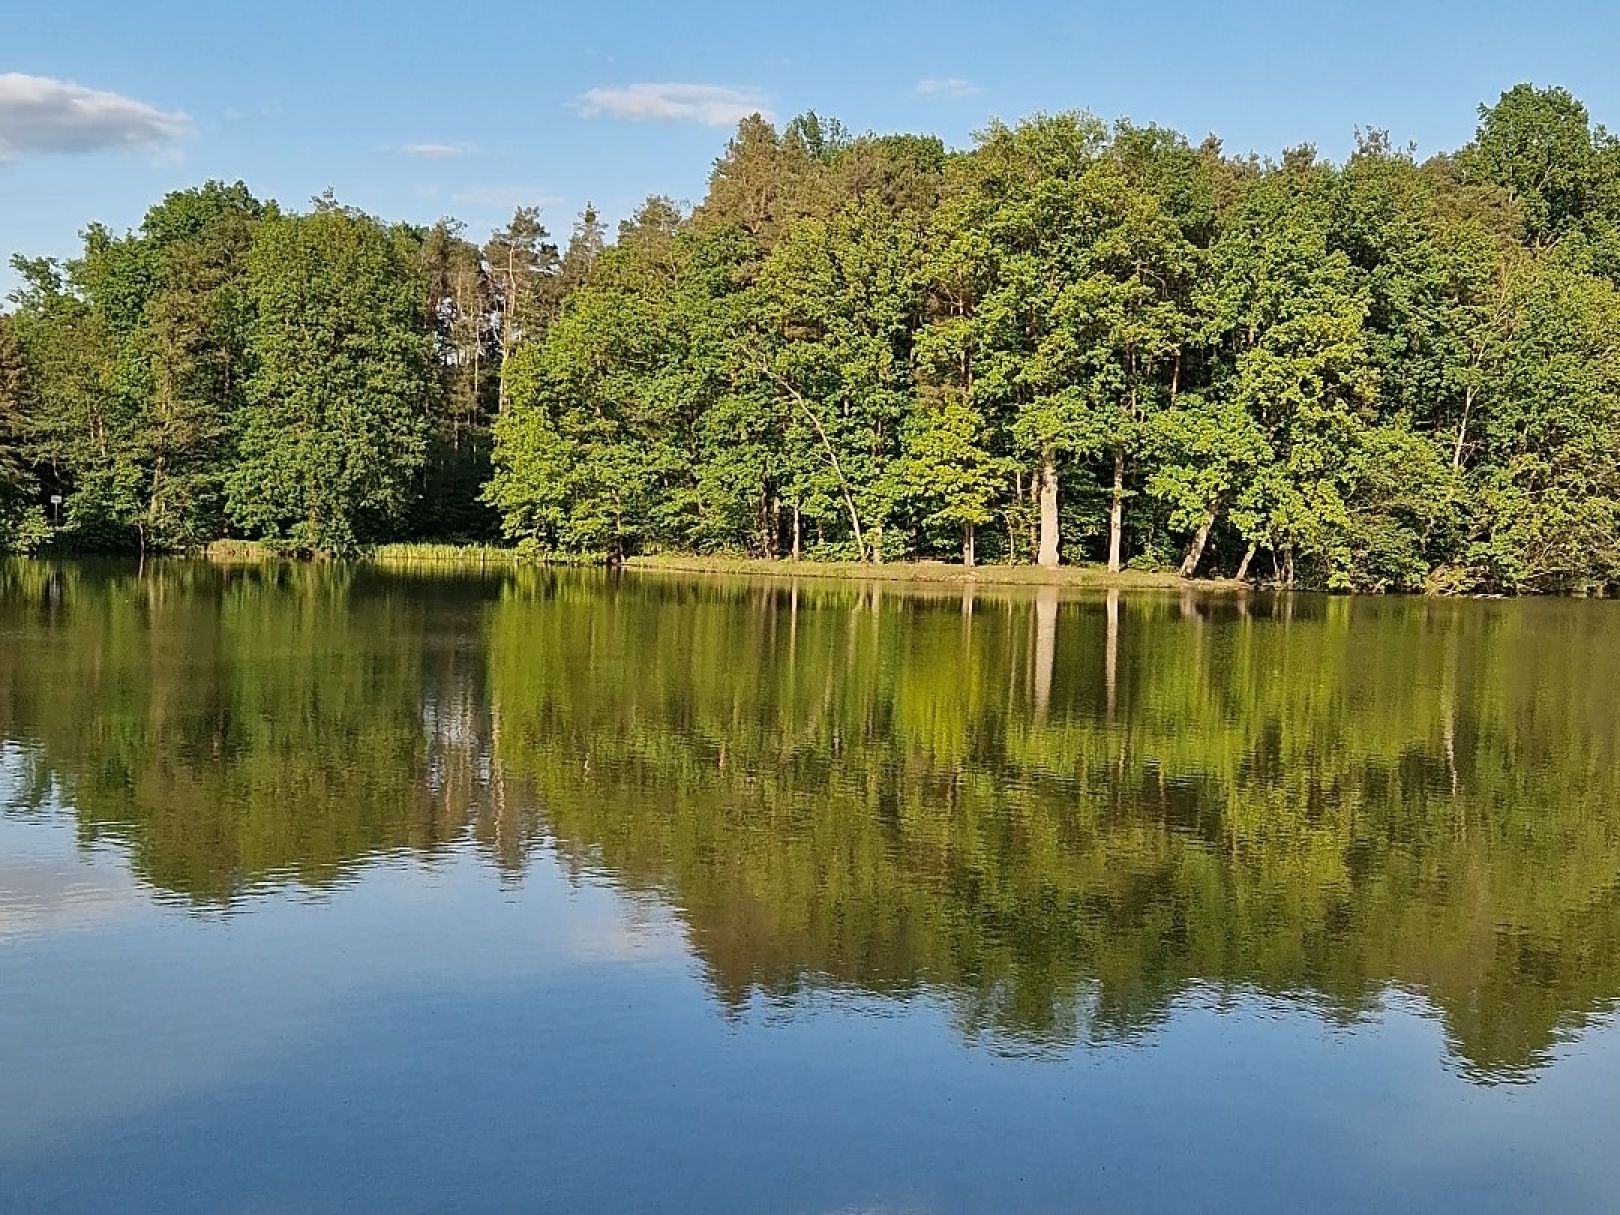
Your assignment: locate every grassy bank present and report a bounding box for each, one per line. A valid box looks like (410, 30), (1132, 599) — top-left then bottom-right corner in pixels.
(197, 540), (1243, 591)
(203, 540), (579, 567)
(366, 543), (520, 567)
(622, 553), (1244, 591)
(204, 539), (278, 563)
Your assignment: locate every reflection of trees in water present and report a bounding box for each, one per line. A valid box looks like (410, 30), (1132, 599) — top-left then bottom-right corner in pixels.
(2, 560), (1618, 1080)
(491, 572), (1620, 1080)
(0, 560), (542, 899)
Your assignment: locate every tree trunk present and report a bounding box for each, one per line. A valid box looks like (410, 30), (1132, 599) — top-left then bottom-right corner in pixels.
(845, 502), (866, 561)
(963, 521), (976, 568)
(1106, 447), (1126, 574)
(1036, 453), (1060, 568)
(791, 502), (802, 561)
(768, 374), (864, 561)
(1453, 387), (1474, 472)
(1179, 505), (1217, 579)
(1235, 542), (1257, 582)
(146, 456), (165, 548)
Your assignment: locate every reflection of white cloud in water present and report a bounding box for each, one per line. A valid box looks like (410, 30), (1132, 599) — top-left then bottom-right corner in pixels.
(557, 887), (687, 963)
(0, 814), (689, 1159)
(0, 738), (35, 798)
(0, 859), (146, 943)
(0, 743), (146, 943)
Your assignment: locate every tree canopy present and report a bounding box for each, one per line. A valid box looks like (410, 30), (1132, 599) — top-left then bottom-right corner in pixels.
(6, 84), (1620, 590)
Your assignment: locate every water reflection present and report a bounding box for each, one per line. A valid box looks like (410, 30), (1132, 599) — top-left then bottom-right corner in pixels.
(2, 559), (1618, 1085)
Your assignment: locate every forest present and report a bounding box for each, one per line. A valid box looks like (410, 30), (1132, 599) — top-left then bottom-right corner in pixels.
(3, 83), (1620, 592)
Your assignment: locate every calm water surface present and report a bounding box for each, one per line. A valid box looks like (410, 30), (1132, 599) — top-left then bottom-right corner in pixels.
(2, 561), (1618, 1213)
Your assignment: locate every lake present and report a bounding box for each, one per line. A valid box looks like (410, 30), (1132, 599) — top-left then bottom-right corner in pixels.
(2, 560), (1618, 1213)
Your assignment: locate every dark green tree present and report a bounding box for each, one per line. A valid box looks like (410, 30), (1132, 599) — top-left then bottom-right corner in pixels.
(227, 202), (434, 552)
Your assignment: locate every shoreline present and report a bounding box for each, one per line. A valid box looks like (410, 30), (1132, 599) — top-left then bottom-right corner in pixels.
(12, 543), (1618, 600)
(619, 553), (1248, 592)
(195, 540), (1248, 590)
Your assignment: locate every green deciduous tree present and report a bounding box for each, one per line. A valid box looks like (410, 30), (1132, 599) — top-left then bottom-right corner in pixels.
(7, 86), (1620, 591)
(227, 202), (433, 552)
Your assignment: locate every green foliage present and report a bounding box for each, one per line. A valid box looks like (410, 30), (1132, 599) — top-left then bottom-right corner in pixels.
(226, 205), (435, 552)
(482, 96), (1618, 590)
(1464, 84), (1610, 246)
(1143, 394), (1267, 535)
(898, 397), (1009, 525)
(0, 317), (45, 552)
(7, 88), (1620, 590)
(1454, 258), (1620, 591)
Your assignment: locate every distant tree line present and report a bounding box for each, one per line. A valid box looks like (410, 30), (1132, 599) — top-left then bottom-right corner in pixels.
(4, 84), (1620, 591)
(0, 183), (593, 555)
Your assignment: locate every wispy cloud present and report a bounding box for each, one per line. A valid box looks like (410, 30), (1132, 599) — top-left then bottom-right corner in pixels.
(450, 186), (561, 211)
(398, 141), (476, 159)
(223, 100), (283, 122)
(572, 82), (771, 127)
(914, 77), (983, 98)
(0, 72), (192, 162)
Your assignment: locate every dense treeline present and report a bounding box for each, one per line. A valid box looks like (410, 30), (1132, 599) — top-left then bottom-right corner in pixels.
(5, 85), (1620, 590)
(0, 186), (595, 554)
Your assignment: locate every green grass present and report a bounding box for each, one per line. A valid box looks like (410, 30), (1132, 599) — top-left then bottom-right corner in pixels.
(200, 540), (1241, 591)
(622, 553), (1242, 591)
(204, 539), (277, 563)
(365, 543), (519, 567)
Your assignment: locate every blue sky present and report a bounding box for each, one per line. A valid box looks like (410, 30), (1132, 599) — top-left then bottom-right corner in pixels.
(4, 0), (1619, 294)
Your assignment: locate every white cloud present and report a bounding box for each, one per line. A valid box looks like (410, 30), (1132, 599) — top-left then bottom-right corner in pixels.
(0, 72), (193, 162)
(914, 77), (983, 98)
(572, 82), (771, 127)
(450, 186), (561, 211)
(399, 141), (475, 159)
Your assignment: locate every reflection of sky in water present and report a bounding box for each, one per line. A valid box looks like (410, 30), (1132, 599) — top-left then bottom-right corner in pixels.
(4, 801), (1620, 1213)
